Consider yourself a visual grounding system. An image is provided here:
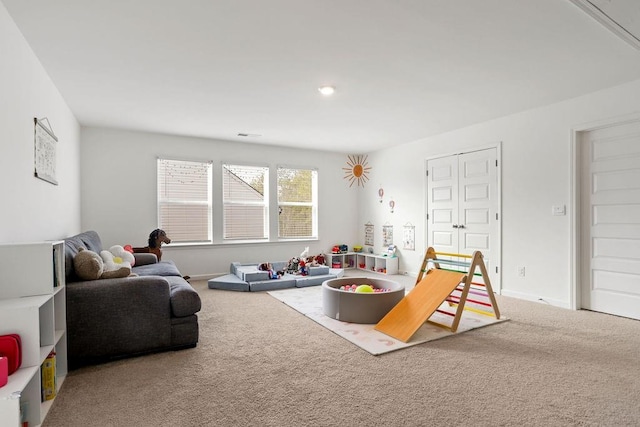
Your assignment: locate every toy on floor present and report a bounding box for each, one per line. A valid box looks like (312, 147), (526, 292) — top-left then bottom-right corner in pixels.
(258, 262), (282, 279)
(375, 247), (501, 342)
(132, 229), (171, 261)
(285, 248), (329, 276)
(339, 284), (391, 293)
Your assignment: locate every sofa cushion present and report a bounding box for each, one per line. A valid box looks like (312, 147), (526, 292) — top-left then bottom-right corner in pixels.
(132, 260), (182, 277)
(165, 276), (202, 317)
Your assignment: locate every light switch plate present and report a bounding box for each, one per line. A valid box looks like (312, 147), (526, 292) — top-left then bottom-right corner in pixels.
(552, 205), (566, 216)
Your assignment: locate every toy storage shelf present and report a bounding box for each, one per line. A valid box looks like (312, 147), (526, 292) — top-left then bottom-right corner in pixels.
(0, 241), (67, 427)
(326, 252), (357, 269)
(326, 252), (399, 275)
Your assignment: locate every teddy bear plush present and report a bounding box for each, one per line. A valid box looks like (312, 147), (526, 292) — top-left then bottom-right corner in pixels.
(73, 247), (104, 280)
(73, 247), (133, 280)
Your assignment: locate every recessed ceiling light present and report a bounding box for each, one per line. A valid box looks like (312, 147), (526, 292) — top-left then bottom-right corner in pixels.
(318, 85), (336, 96)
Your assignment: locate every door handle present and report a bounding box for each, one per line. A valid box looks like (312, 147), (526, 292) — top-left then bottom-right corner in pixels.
(452, 224), (459, 228)
(458, 224), (465, 229)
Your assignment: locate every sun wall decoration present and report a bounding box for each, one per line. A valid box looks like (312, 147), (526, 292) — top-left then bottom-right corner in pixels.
(343, 154), (371, 188)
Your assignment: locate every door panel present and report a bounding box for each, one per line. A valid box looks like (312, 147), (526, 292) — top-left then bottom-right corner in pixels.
(581, 121), (640, 319)
(427, 155), (458, 255)
(459, 149), (498, 284)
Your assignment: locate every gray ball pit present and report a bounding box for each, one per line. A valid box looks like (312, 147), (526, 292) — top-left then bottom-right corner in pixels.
(322, 277), (405, 324)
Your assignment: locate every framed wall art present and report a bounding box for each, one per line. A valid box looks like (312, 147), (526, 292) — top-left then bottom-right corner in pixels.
(34, 117), (58, 185)
(364, 222), (374, 246)
(382, 223), (393, 246)
(403, 222), (415, 251)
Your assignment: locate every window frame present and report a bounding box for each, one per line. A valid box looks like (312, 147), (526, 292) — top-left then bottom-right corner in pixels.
(277, 166), (318, 240)
(221, 163), (270, 241)
(157, 157), (213, 244)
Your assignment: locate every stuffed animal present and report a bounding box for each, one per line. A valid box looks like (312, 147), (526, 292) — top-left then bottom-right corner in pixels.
(286, 257), (300, 274)
(298, 258), (308, 276)
(100, 250), (131, 279)
(300, 246), (309, 259)
(132, 229), (171, 261)
(258, 262), (281, 279)
(110, 245), (135, 266)
(73, 247), (104, 280)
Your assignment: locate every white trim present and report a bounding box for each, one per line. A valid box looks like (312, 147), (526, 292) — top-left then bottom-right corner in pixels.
(501, 289), (571, 309)
(568, 0), (640, 50)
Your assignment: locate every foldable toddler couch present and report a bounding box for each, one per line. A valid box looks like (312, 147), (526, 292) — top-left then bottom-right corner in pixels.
(208, 261), (344, 291)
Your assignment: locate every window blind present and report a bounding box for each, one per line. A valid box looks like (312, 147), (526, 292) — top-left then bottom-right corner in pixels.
(157, 158), (212, 243)
(277, 168), (317, 238)
(222, 164), (268, 240)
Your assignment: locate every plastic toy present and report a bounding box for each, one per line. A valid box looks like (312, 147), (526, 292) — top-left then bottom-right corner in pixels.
(355, 284), (374, 293)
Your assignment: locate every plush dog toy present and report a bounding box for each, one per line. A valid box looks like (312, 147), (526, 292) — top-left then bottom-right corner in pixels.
(132, 229), (171, 261)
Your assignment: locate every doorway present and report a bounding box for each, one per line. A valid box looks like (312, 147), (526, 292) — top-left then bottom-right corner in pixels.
(576, 119), (640, 320)
(425, 147), (500, 290)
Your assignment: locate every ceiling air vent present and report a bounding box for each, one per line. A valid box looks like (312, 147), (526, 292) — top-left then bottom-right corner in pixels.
(569, 0), (640, 50)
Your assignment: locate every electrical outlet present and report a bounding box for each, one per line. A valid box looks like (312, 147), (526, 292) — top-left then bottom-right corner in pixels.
(518, 266), (526, 277)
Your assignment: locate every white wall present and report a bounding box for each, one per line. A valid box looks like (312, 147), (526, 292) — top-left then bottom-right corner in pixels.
(80, 127), (359, 277)
(361, 78), (640, 308)
(0, 2), (80, 243)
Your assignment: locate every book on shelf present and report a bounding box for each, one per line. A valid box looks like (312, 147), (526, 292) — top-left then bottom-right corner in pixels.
(41, 351), (56, 402)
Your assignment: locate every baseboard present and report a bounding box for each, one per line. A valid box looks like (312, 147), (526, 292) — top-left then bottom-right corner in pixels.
(501, 289), (571, 309)
(188, 273), (223, 281)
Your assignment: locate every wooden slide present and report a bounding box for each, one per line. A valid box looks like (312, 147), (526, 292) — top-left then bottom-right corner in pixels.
(374, 248), (500, 343)
(374, 269), (466, 342)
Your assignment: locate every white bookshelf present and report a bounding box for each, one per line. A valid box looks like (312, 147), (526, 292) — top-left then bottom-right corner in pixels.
(325, 252), (399, 275)
(0, 241), (67, 427)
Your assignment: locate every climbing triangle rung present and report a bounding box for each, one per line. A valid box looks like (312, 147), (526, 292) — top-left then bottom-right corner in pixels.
(427, 258), (472, 268)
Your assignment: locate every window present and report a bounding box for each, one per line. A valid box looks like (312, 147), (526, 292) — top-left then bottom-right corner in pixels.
(222, 164), (269, 240)
(278, 167), (317, 239)
(157, 158), (212, 243)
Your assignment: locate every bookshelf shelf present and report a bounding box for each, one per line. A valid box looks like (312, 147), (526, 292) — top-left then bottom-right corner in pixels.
(0, 241), (67, 427)
(325, 252), (399, 275)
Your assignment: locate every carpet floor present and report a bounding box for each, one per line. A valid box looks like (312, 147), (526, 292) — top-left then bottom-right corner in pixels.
(43, 273), (640, 427)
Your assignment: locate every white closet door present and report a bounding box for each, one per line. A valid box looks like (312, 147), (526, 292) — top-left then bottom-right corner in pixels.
(427, 155), (459, 255)
(581, 121), (640, 320)
(458, 149), (498, 282)
(427, 148), (499, 287)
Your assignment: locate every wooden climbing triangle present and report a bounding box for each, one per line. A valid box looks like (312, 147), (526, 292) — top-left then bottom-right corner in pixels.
(374, 247), (500, 342)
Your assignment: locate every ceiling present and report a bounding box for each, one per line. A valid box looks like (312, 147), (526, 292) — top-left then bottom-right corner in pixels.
(4, 0), (640, 153)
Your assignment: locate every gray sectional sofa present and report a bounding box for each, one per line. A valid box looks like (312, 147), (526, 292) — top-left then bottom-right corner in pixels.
(64, 231), (201, 368)
(208, 261), (343, 291)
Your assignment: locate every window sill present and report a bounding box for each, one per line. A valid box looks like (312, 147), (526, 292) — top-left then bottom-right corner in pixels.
(165, 238), (318, 249)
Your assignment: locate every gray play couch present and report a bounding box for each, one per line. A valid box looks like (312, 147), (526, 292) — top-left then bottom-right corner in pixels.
(208, 261), (343, 291)
(64, 231), (201, 368)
